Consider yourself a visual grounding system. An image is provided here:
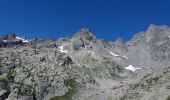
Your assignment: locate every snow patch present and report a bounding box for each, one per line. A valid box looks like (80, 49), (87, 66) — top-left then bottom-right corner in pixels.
(16, 36), (29, 43)
(87, 51), (95, 55)
(59, 45), (68, 53)
(109, 51), (119, 56)
(122, 55), (128, 59)
(2, 40), (7, 42)
(125, 65), (141, 72)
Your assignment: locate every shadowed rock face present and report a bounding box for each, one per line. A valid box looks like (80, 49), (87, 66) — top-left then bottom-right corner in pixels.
(0, 24), (170, 100)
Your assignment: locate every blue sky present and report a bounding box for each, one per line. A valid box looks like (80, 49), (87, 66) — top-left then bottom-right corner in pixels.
(0, 0), (170, 41)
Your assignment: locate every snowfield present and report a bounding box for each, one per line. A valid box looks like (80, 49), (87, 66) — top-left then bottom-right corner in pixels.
(125, 65), (141, 72)
(59, 45), (68, 53)
(122, 55), (128, 59)
(109, 51), (119, 56)
(16, 36), (29, 43)
(87, 51), (95, 55)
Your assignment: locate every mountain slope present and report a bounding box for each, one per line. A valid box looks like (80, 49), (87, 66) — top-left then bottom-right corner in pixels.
(0, 24), (170, 100)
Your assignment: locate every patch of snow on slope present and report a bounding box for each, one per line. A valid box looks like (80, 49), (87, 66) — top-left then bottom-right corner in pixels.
(109, 51), (119, 56)
(59, 45), (68, 53)
(16, 36), (29, 43)
(125, 65), (141, 72)
(122, 55), (128, 59)
(2, 40), (7, 42)
(87, 51), (95, 55)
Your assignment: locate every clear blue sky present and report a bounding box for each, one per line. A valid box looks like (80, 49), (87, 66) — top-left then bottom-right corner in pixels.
(0, 0), (170, 41)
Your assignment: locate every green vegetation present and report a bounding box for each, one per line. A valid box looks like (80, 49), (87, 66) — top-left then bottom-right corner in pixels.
(167, 96), (170, 100)
(3, 71), (17, 91)
(0, 79), (11, 91)
(18, 85), (33, 96)
(119, 96), (125, 100)
(106, 97), (114, 100)
(4, 84), (11, 91)
(6, 71), (17, 80)
(50, 79), (78, 100)
(0, 63), (4, 68)
(111, 73), (124, 80)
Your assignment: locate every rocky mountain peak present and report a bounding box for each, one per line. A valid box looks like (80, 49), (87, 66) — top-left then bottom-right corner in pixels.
(115, 38), (125, 47)
(116, 38), (124, 44)
(145, 24), (170, 43)
(147, 24), (158, 32)
(73, 28), (96, 40)
(147, 24), (169, 33)
(80, 28), (90, 33)
(129, 24), (170, 45)
(1, 33), (16, 40)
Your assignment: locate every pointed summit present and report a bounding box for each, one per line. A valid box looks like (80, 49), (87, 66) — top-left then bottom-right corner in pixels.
(73, 28), (96, 40)
(115, 38), (127, 50)
(115, 38), (125, 46)
(80, 28), (90, 33)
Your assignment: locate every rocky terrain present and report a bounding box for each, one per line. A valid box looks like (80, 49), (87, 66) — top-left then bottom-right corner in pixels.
(0, 24), (170, 100)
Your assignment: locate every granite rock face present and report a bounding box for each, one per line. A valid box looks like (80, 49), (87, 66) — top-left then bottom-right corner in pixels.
(0, 25), (170, 100)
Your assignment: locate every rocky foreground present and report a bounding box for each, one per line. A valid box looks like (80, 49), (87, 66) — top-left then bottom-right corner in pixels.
(0, 24), (170, 100)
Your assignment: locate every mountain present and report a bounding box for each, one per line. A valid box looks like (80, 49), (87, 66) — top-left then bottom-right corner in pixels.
(0, 24), (170, 100)
(0, 33), (29, 47)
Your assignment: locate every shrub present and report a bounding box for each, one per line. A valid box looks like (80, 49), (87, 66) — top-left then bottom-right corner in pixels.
(50, 79), (78, 100)
(167, 96), (170, 100)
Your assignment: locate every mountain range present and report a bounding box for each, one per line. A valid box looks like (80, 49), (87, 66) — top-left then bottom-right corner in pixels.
(0, 24), (170, 100)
